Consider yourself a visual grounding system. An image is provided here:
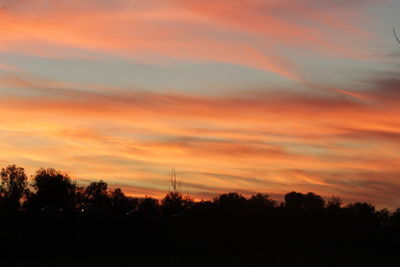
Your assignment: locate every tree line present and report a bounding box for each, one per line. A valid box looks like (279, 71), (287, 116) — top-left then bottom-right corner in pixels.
(0, 165), (400, 222)
(1, 164), (400, 225)
(2, 164), (400, 266)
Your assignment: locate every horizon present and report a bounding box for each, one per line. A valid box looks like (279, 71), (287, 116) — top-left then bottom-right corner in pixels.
(1, 164), (397, 211)
(1, 0), (400, 210)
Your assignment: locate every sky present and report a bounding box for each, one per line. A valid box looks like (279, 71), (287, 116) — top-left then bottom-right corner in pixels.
(1, 0), (400, 209)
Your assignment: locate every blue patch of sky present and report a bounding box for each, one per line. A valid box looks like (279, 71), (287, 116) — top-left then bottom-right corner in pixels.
(0, 52), (297, 95)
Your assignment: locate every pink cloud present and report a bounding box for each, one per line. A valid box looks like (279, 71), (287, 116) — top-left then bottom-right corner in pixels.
(0, 0), (383, 80)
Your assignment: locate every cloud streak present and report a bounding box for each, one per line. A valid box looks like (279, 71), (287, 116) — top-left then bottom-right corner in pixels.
(0, 0), (385, 80)
(1, 71), (400, 208)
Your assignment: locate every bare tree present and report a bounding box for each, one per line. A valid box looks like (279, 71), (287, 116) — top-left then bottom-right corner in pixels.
(393, 28), (400, 45)
(169, 167), (181, 194)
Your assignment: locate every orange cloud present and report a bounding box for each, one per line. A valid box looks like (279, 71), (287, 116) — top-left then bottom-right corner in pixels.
(1, 73), (400, 208)
(0, 0), (398, 208)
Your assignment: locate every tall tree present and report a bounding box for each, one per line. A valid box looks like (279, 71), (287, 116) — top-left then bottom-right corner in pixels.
(0, 165), (28, 213)
(161, 168), (192, 216)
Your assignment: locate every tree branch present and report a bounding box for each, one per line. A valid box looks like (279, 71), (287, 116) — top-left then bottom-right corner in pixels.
(393, 28), (400, 45)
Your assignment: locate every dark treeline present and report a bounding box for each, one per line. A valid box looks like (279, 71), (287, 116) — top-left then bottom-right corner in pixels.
(1, 165), (400, 267)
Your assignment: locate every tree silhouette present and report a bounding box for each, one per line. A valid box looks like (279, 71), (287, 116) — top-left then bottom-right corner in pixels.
(391, 208), (400, 226)
(284, 191), (325, 212)
(161, 192), (194, 217)
(327, 196), (342, 210)
(138, 196), (160, 217)
(304, 192), (325, 212)
(25, 168), (77, 212)
(214, 192), (247, 208)
(377, 208), (391, 226)
(110, 188), (132, 214)
(84, 180), (111, 211)
(284, 191), (306, 211)
(393, 27), (400, 45)
(0, 165), (28, 213)
(161, 168), (193, 217)
(213, 192), (248, 222)
(1, 164), (400, 266)
(248, 193), (277, 209)
(75, 186), (86, 211)
(346, 202), (376, 225)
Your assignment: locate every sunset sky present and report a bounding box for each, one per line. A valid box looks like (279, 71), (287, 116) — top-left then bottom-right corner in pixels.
(1, 0), (400, 208)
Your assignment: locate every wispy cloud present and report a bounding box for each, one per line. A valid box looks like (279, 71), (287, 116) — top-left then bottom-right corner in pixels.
(0, 0), (385, 80)
(0, 0), (399, 209)
(1, 71), (400, 207)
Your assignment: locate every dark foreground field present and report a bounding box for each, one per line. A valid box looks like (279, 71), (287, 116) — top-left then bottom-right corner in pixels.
(2, 166), (400, 266)
(1, 212), (400, 267)
(4, 255), (400, 267)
